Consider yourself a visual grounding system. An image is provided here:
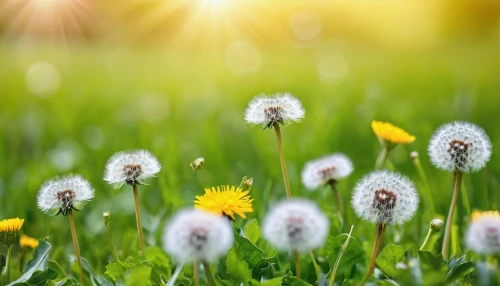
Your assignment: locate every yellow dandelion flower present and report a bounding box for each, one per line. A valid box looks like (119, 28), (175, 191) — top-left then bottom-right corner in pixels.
(20, 234), (39, 249)
(471, 210), (500, 222)
(194, 185), (254, 220)
(371, 120), (415, 145)
(0, 218), (24, 247)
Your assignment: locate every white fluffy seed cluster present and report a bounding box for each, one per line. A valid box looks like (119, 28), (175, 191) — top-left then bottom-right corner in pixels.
(104, 149), (161, 187)
(37, 174), (95, 216)
(244, 93), (305, 128)
(162, 209), (234, 263)
(351, 171), (418, 225)
(262, 199), (329, 253)
(428, 121), (491, 173)
(466, 216), (500, 255)
(301, 153), (354, 190)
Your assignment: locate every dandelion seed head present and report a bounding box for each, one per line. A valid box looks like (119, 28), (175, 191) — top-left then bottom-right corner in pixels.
(351, 171), (418, 225)
(301, 153), (354, 190)
(162, 209), (234, 263)
(104, 149), (161, 187)
(428, 121), (491, 172)
(37, 174), (94, 216)
(244, 93), (305, 128)
(262, 199), (329, 253)
(466, 211), (500, 255)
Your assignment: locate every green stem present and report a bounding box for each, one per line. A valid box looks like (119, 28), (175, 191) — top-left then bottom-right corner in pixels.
(294, 251), (301, 279)
(202, 261), (216, 286)
(309, 252), (320, 280)
(375, 147), (389, 170)
(329, 225), (354, 286)
(193, 260), (199, 286)
(105, 222), (120, 263)
(273, 122), (292, 199)
(18, 247), (26, 273)
(328, 181), (344, 218)
(361, 223), (386, 284)
(5, 245), (12, 284)
(419, 228), (434, 252)
(68, 210), (83, 284)
(442, 171), (462, 260)
(132, 184), (145, 253)
(411, 153), (436, 217)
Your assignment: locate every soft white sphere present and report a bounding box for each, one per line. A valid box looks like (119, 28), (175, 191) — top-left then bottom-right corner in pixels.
(428, 121), (491, 173)
(262, 199), (329, 253)
(162, 209), (234, 263)
(301, 153), (354, 190)
(244, 93), (305, 128)
(351, 171), (418, 225)
(104, 149), (161, 187)
(466, 215), (500, 255)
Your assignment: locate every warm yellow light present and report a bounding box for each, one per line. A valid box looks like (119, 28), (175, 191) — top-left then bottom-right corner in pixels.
(201, 0), (229, 8)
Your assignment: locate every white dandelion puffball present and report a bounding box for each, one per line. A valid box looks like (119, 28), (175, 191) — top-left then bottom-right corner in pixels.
(244, 93), (305, 128)
(301, 153), (354, 190)
(37, 174), (95, 216)
(466, 212), (500, 255)
(428, 121), (491, 173)
(351, 171), (418, 225)
(104, 149), (161, 187)
(162, 209), (234, 263)
(262, 199), (329, 253)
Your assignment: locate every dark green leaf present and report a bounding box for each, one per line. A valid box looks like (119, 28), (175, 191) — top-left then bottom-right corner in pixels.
(234, 229), (264, 268)
(225, 245), (252, 284)
(242, 219), (261, 245)
(375, 244), (405, 278)
(25, 268), (58, 285)
(145, 247), (172, 284)
(417, 251), (446, 270)
(445, 254), (474, 283)
(325, 234), (365, 282)
(54, 278), (80, 286)
(8, 240), (51, 286)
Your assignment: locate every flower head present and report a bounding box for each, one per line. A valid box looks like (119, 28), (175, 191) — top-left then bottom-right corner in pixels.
(190, 157), (205, 171)
(466, 210), (500, 255)
(351, 171), (418, 225)
(371, 121), (415, 145)
(301, 153), (354, 190)
(244, 93), (305, 128)
(162, 209), (234, 262)
(104, 149), (161, 187)
(262, 199), (329, 253)
(0, 218), (24, 247)
(37, 174), (94, 216)
(428, 121), (491, 172)
(20, 234), (39, 249)
(194, 185), (253, 220)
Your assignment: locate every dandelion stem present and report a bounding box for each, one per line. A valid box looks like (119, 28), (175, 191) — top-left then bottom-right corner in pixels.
(375, 146), (390, 170)
(328, 180), (344, 218)
(442, 170), (462, 260)
(294, 251), (301, 279)
(5, 245), (12, 284)
(18, 247), (26, 273)
(104, 218), (120, 263)
(329, 225), (354, 286)
(132, 184), (145, 253)
(362, 222), (386, 284)
(273, 122), (292, 199)
(193, 260), (199, 286)
(419, 227), (434, 252)
(202, 261), (216, 286)
(309, 252), (320, 280)
(68, 210), (83, 284)
(411, 152), (436, 217)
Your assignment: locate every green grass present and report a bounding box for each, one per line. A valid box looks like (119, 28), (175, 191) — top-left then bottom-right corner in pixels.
(0, 43), (500, 284)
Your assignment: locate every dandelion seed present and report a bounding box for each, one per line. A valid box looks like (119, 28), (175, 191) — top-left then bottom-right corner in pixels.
(239, 176), (253, 191)
(162, 209), (234, 263)
(262, 199), (329, 253)
(301, 153), (353, 190)
(190, 157), (205, 171)
(104, 149), (161, 187)
(428, 121), (491, 173)
(352, 171), (418, 225)
(244, 93), (305, 128)
(37, 175), (94, 216)
(194, 185), (254, 220)
(466, 211), (500, 255)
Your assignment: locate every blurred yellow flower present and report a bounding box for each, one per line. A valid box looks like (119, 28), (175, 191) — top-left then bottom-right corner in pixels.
(0, 218), (24, 247)
(371, 120), (415, 144)
(20, 234), (39, 249)
(194, 185), (254, 220)
(471, 210), (500, 222)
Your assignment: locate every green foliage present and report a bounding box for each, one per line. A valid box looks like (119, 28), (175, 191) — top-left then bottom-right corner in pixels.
(376, 244), (405, 278)
(325, 234), (365, 283)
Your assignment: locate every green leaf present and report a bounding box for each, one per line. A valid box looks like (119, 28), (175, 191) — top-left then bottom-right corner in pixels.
(242, 219), (261, 245)
(325, 234), (365, 282)
(124, 264), (152, 286)
(417, 251), (446, 270)
(54, 278), (80, 286)
(282, 277), (313, 286)
(145, 247), (172, 284)
(24, 268), (58, 285)
(445, 254), (474, 283)
(248, 277), (283, 286)
(48, 260), (67, 279)
(8, 240), (51, 286)
(104, 256), (136, 282)
(79, 257), (113, 286)
(225, 245), (252, 284)
(234, 229), (264, 268)
(375, 244), (405, 278)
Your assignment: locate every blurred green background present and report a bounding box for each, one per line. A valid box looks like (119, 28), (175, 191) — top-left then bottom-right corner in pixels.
(1, 0), (500, 277)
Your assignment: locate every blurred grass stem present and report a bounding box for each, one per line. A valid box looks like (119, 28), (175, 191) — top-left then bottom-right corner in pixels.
(132, 184), (145, 253)
(294, 251), (301, 279)
(442, 171), (462, 260)
(411, 152), (435, 217)
(202, 261), (216, 286)
(193, 260), (199, 286)
(328, 180), (344, 219)
(68, 210), (83, 284)
(362, 223), (386, 284)
(104, 215), (120, 263)
(329, 225), (354, 286)
(375, 146), (390, 170)
(273, 122), (292, 198)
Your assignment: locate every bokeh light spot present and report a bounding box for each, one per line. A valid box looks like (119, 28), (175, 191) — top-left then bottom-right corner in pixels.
(290, 11), (321, 41)
(317, 53), (349, 83)
(225, 41), (261, 74)
(25, 62), (61, 97)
